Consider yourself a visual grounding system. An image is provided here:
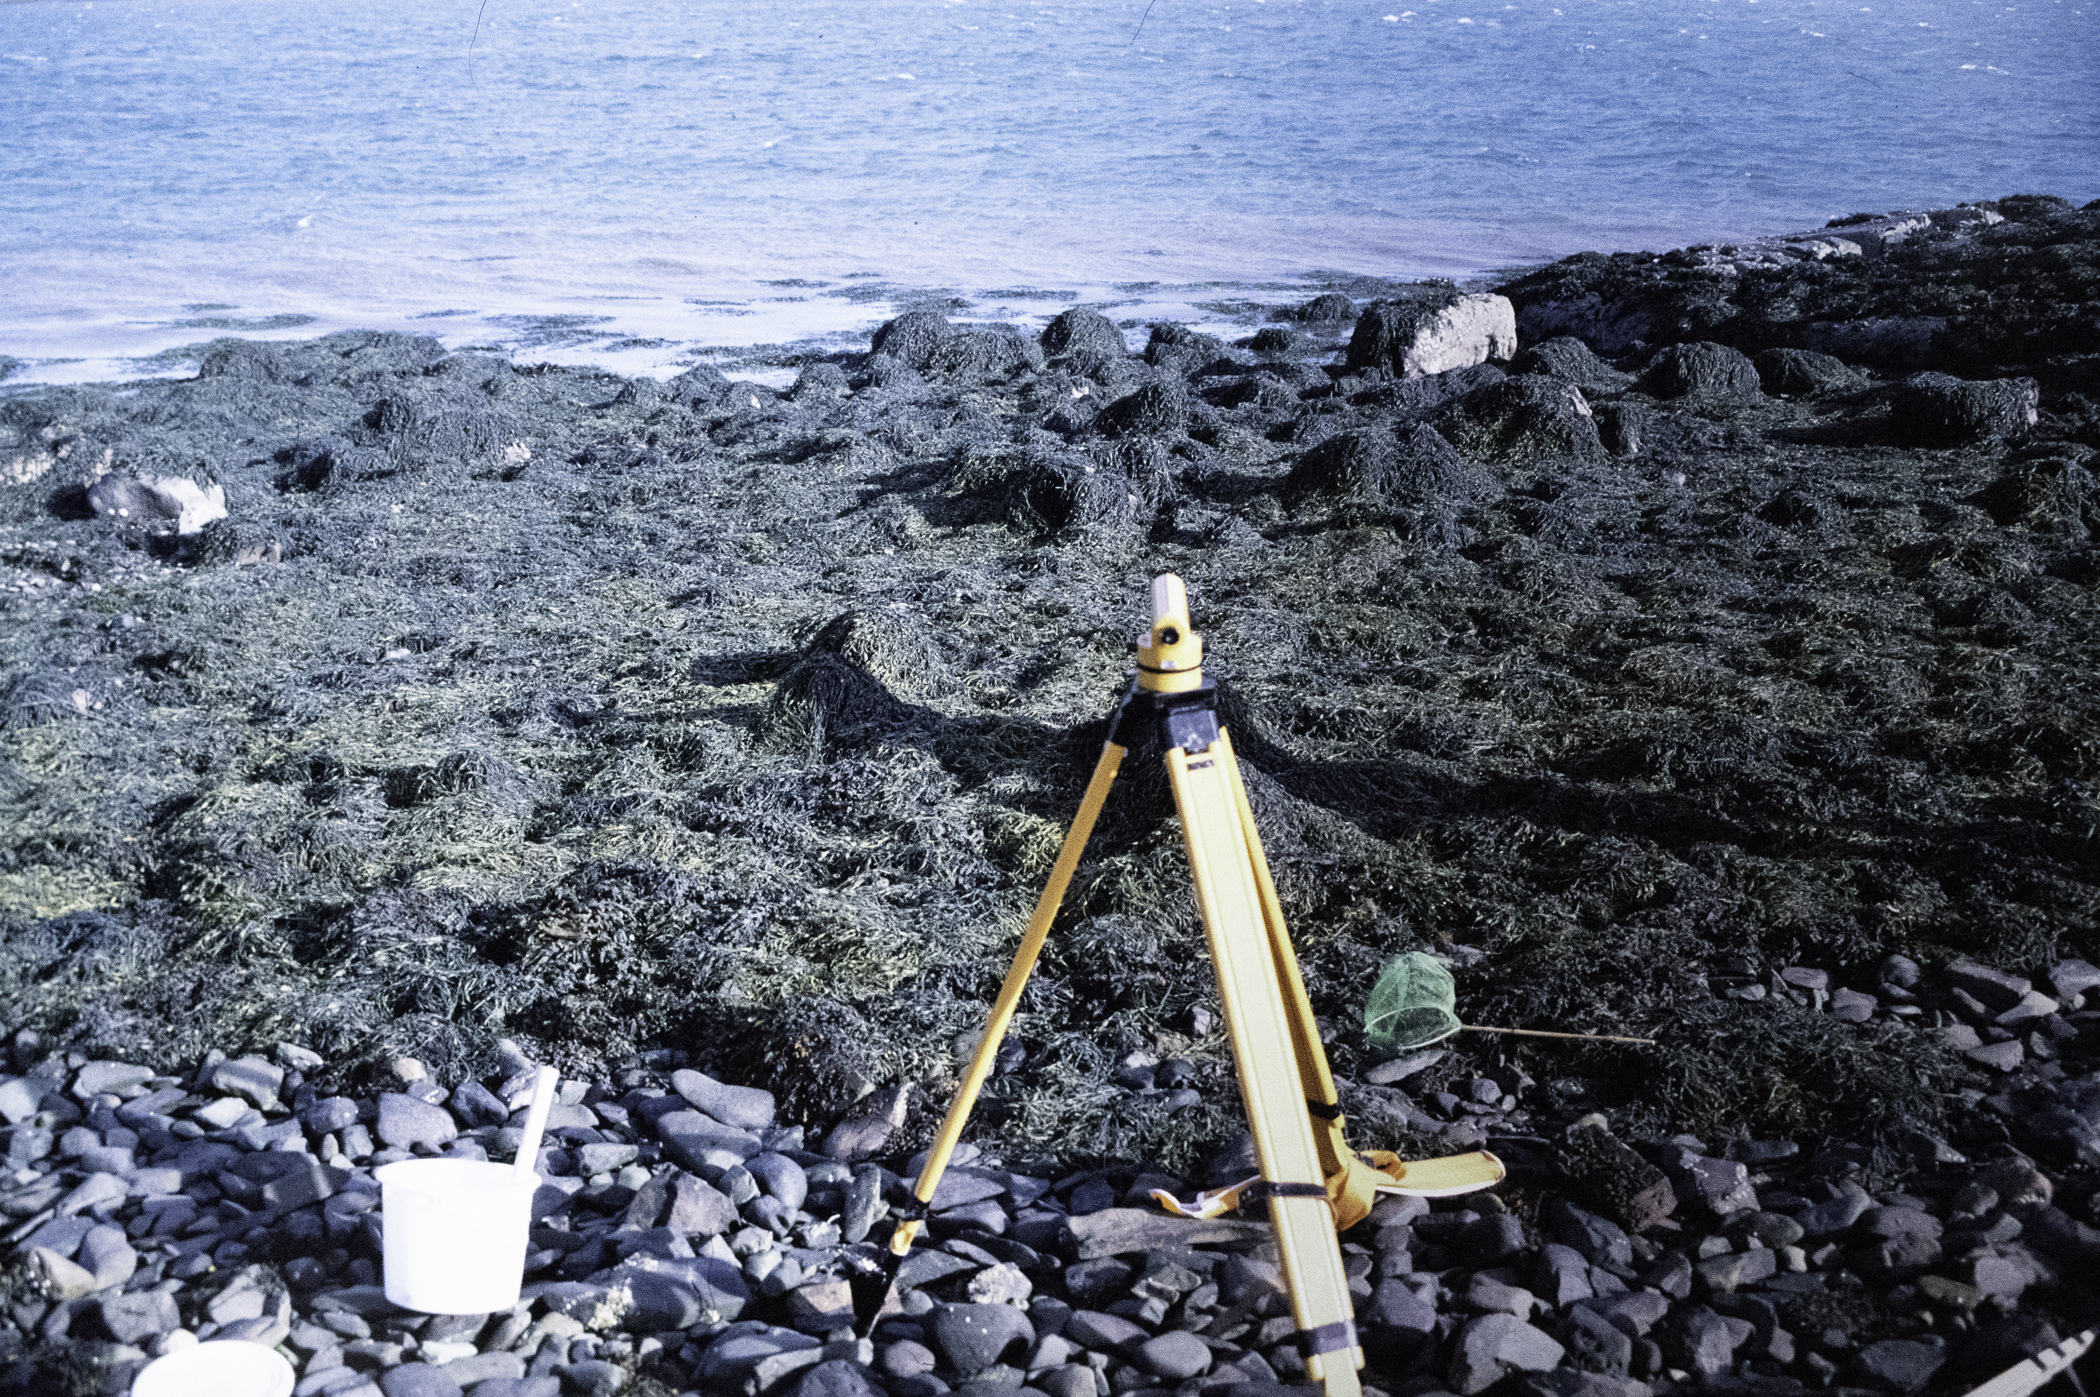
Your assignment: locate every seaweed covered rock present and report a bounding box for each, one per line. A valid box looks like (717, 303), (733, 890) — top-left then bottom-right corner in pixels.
(869, 310), (954, 370)
(789, 362), (850, 402)
(1436, 374), (1603, 464)
(360, 393), (521, 464)
(1092, 381), (1190, 439)
(1502, 198), (2100, 386)
(1287, 291), (1356, 323)
(1143, 323), (1227, 379)
(1283, 422), (1469, 515)
(1041, 307), (1128, 359)
(1753, 347), (1865, 397)
(927, 329), (1039, 385)
(197, 339), (294, 383)
(1510, 337), (1633, 396)
(1635, 341), (1763, 403)
(1973, 451), (2099, 533)
(1888, 371), (2039, 446)
(1360, 362), (1509, 415)
(1004, 443), (1174, 533)
(187, 516), (283, 567)
(789, 610), (949, 705)
(666, 363), (734, 407)
(762, 611), (943, 747)
(1348, 292), (1518, 378)
(859, 353), (925, 392)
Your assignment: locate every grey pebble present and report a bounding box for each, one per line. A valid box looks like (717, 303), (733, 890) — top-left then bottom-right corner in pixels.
(376, 1093), (458, 1150)
(1132, 1331), (1210, 1380)
(378, 1367), (463, 1397)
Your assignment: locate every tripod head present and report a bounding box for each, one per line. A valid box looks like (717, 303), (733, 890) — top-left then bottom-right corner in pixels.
(1136, 573), (1204, 694)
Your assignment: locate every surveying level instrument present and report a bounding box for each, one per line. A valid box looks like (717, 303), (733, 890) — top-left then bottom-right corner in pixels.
(850, 576), (1505, 1394)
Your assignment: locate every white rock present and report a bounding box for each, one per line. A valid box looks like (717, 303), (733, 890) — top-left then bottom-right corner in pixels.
(146, 477), (227, 534)
(1400, 294), (1518, 377)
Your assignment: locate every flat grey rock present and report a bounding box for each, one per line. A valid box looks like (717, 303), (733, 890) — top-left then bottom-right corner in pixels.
(671, 1069), (777, 1131)
(1449, 1313), (1567, 1395)
(1063, 1309), (1147, 1354)
(73, 1060), (156, 1098)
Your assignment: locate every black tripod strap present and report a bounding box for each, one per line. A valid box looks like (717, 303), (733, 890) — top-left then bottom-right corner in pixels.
(1295, 1319), (1359, 1357)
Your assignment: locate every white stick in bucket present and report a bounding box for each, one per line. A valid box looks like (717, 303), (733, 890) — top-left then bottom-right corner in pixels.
(512, 1065), (559, 1186)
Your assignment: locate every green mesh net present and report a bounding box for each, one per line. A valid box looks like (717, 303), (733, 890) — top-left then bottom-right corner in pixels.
(1363, 951), (1462, 1052)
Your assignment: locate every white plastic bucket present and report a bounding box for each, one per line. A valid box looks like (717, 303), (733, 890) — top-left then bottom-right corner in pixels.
(376, 1158), (541, 1314)
(132, 1341), (295, 1397)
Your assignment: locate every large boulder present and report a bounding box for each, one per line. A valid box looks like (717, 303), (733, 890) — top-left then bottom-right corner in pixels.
(1889, 372), (2039, 445)
(1349, 293), (1518, 378)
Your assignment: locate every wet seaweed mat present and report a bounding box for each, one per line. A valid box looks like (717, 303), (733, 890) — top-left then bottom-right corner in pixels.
(0, 197), (2095, 1182)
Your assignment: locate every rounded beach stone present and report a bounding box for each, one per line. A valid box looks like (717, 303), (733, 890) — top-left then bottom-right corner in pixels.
(745, 1152), (809, 1210)
(880, 1339), (938, 1379)
(1134, 1331), (1211, 1380)
(792, 1359), (886, 1397)
(1063, 1309), (1146, 1354)
(931, 1303), (1035, 1375)
(380, 1366), (464, 1397)
(375, 1093), (457, 1150)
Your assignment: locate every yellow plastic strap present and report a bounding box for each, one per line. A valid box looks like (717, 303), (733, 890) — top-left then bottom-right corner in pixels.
(1151, 1149), (1505, 1222)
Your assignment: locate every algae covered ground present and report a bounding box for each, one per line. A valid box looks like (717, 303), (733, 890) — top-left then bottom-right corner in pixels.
(1, 197), (2097, 1177)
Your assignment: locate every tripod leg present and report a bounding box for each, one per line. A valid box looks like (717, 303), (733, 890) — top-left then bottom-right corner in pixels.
(1167, 745), (1364, 1397)
(888, 733), (1130, 1252)
(1216, 729), (1508, 1218)
(1214, 731), (1346, 1171)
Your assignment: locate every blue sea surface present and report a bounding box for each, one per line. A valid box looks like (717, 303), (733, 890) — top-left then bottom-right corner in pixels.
(2, 0), (2094, 382)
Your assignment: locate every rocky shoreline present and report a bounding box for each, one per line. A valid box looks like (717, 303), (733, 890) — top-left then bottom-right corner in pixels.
(6, 936), (2100, 1397)
(3, 193), (2098, 1395)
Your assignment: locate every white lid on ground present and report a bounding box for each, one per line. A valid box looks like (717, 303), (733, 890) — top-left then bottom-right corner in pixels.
(131, 1341), (296, 1397)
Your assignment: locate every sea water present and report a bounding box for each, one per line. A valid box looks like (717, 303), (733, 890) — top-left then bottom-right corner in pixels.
(2, 0), (2094, 384)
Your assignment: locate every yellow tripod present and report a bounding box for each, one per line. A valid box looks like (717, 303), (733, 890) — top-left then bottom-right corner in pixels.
(853, 576), (1504, 1395)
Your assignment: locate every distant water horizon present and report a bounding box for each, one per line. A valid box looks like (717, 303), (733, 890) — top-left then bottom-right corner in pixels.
(2, 0), (2094, 385)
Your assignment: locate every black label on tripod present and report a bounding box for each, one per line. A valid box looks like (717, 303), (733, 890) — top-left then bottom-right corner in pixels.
(1163, 701), (1220, 755)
